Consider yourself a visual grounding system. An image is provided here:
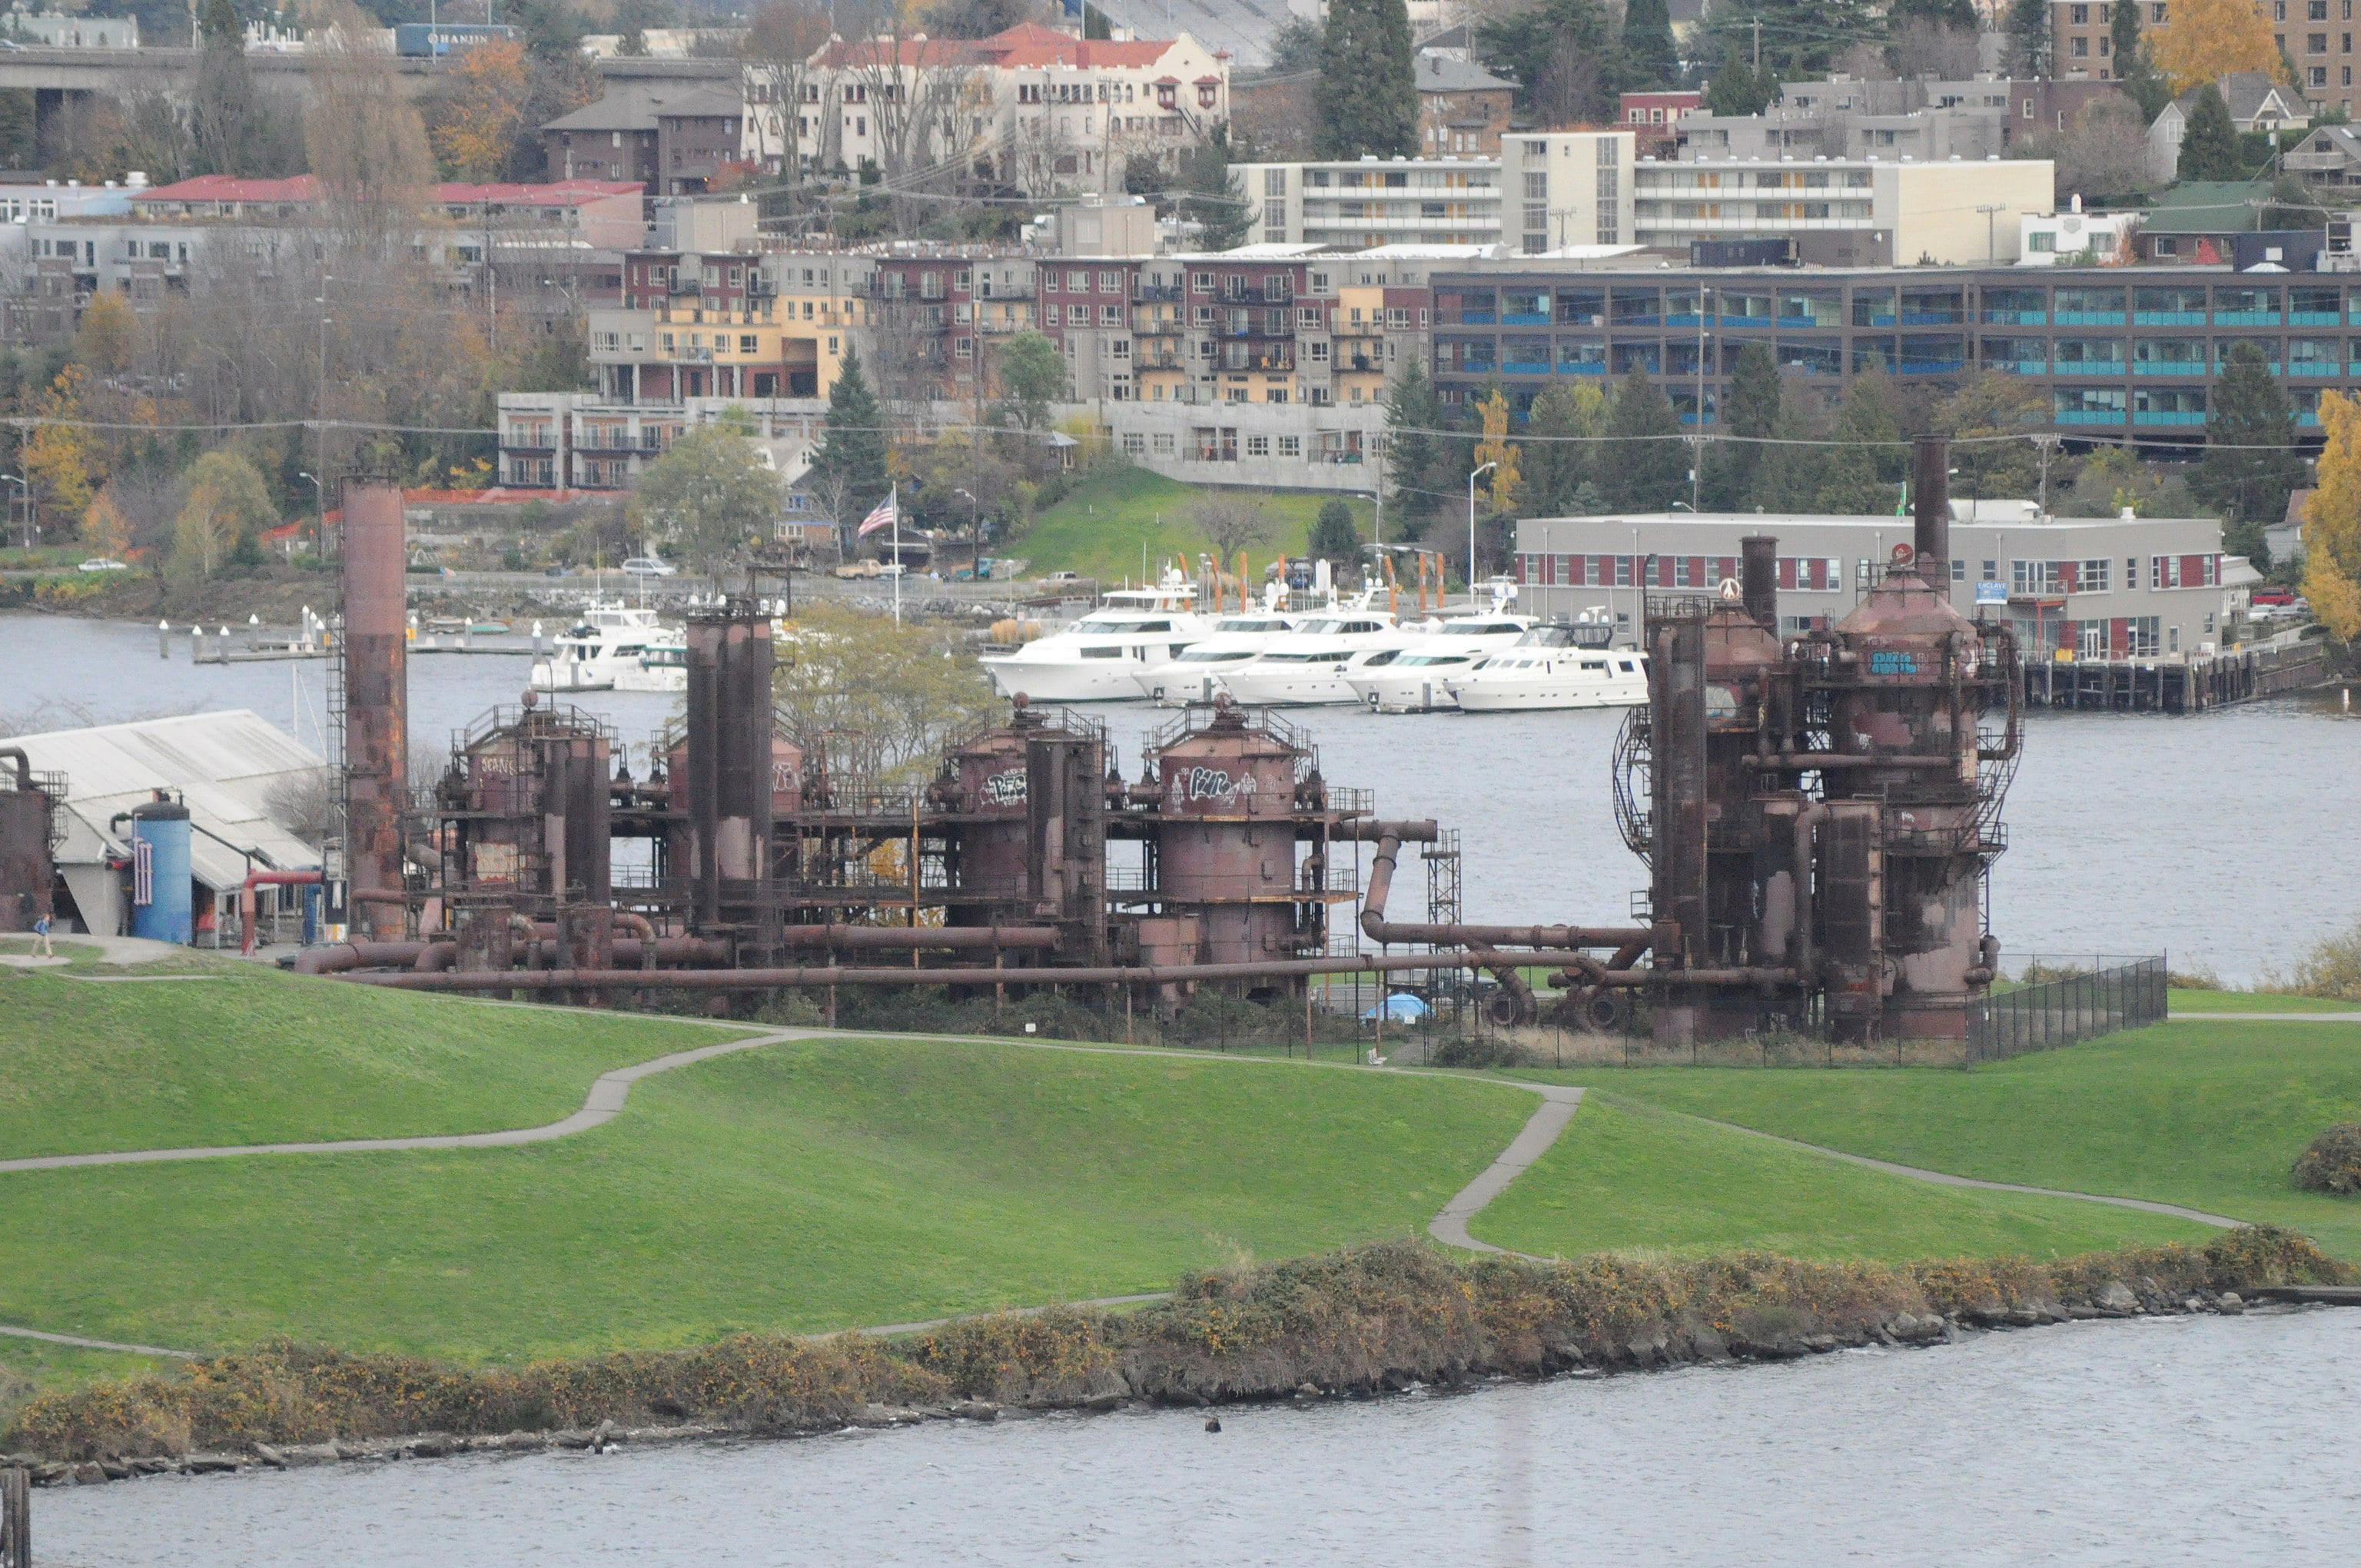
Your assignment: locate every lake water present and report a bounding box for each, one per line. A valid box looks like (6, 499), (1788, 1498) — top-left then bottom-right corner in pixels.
(35, 1309), (2361, 1566)
(3, 612), (2356, 983)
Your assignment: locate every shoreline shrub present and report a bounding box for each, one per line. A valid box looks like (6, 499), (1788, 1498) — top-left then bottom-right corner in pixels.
(2293, 1125), (2361, 1194)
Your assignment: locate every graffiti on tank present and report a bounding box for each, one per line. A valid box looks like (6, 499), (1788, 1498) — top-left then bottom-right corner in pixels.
(1869, 651), (1920, 676)
(1174, 766), (1257, 803)
(982, 768), (1028, 807)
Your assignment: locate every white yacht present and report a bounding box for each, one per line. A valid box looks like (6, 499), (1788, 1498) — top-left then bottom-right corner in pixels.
(978, 576), (1210, 702)
(1210, 608), (1403, 706)
(1135, 612), (1300, 704)
(530, 601), (676, 693)
(1446, 620), (1649, 713)
(615, 627), (687, 693)
(1343, 616), (1538, 712)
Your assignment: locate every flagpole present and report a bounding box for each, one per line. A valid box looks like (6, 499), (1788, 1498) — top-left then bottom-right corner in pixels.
(891, 483), (902, 626)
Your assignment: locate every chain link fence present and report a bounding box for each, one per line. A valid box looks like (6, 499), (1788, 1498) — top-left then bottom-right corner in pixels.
(1967, 956), (2168, 1063)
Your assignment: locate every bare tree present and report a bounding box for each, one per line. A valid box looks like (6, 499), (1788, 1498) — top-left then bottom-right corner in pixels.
(1888, 22), (1981, 79)
(2025, 98), (2158, 207)
(1186, 495), (1273, 560)
(742, 0), (832, 182)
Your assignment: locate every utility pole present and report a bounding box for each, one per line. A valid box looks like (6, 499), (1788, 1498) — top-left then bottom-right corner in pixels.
(2033, 432), (2060, 517)
(1752, 17), (1762, 71)
(1692, 299), (1708, 512)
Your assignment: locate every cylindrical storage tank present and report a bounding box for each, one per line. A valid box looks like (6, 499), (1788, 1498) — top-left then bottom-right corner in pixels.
(340, 479), (409, 939)
(943, 713), (1036, 907)
(0, 776), (55, 932)
(683, 602), (775, 930)
(1151, 705), (1304, 972)
(1828, 550), (1989, 1041)
(129, 793), (193, 945)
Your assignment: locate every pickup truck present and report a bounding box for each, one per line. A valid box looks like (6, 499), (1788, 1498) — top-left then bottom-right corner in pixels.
(833, 559), (885, 579)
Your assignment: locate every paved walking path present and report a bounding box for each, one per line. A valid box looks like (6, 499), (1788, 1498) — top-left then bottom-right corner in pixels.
(0, 1324), (198, 1360)
(1669, 1109), (2246, 1228)
(2167, 1011), (2361, 1023)
(1427, 1085), (1585, 1254)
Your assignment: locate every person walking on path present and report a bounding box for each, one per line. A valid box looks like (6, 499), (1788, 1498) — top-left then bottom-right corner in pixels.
(30, 912), (51, 958)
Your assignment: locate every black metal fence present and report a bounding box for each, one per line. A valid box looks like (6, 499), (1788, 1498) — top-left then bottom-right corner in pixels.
(1967, 955), (2168, 1063)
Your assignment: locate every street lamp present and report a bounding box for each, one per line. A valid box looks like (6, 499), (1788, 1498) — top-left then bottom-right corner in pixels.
(954, 486), (981, 560)
(0, 473), (26, 548)
(1466, 460), (1496, 607)
(297, 470), (324, 556)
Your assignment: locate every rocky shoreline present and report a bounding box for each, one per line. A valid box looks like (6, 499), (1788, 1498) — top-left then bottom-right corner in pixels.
(9, 1231), (2347, 1489)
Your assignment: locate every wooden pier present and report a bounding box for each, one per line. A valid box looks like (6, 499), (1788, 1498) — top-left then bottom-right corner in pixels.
(2021, 638), (2330, 713)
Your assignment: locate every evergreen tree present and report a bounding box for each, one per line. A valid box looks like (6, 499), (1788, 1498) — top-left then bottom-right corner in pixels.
(1892, 0), (1977, 27)
(2197, 343), (2303, 530)
(1177, 128), (1253, 250)
(2005, 0), (2052, 76)
(190, 0), (256, 178)
(2110, 0), (2171, 120)
(1518, 381), (1607, 516)
(1384, 360), (1446, 523)
(1620, 0), (1679, 88)
(1753, 404), (1827, 513)
(1702, 344), (1780, 510)
(2178, 85), (2244, 181)
(812, 348), (892, 523)
(1602, 372), (1687, 513)
(1314, 0), (1416, 159)
(1813, 374), (1905, 513)
(1703, 58), (1778, 118)
(1307, 498), (1363, 570)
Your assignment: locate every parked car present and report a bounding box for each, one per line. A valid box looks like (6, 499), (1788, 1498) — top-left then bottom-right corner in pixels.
(2252, 586), (2300, 607)
(876, 563), (908, 577)
(619, 556), (677, 578)
(1042, 570), (1081, 583)
(76, 556), (128, 573)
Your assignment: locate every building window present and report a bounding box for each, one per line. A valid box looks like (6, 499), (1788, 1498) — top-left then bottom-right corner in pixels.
(1123, 431), (1147, 456)
(1264, 169), (1285, 195)
(1279, 435), (1302, 457)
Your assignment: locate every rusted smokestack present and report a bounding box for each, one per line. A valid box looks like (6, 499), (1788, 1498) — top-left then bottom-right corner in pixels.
(340, 477), (407, 939)
(1739, 534), (1778, 626)
(683, 598), (775, 934)
(1912, 434), (1949, 584)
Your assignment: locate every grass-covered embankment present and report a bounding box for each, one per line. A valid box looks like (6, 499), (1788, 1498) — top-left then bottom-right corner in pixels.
(1005, 467), (1373, 583)
(2167, 988), (2361, 1015)
(1469, 1095), (2215, 1261)
(0, 1031), (1533, 1362)
(1503, 1019), (2361, 1261)
(12, 1228), (2348, 1467)
(0, 959), (757, 1158)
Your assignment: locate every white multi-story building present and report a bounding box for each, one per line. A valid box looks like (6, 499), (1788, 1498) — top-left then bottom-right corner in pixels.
(745, 21), (1228, 198)
(1234, 131), (1638, 254)
(1631, 154), (2054, 265)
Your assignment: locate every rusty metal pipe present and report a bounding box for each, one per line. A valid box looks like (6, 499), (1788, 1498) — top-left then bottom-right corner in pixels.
(413, 942), (457, 973)
(340, 956), (1794, 995)
(0, 747), (30, 792)
(777, 925), (1060, 950)
(1360, 830), (1648, 951)
(293, 941), (428, 975)
(1914, 433), (1950, 581)
(1791, 802), (1828, 990)
(609, 912), (656, 941)
(1755, 752), (1955, 772)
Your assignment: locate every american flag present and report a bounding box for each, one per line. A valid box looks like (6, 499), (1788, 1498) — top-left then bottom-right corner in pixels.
(856, 490), (898, 538)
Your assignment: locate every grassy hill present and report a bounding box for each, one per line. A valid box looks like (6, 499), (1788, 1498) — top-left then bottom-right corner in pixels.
(1507, 1018), (2361, 1261)
(1472, 1095), (2211, 1261)
(0, 958), (754, 1158)
(1006, 467), (1376, 583)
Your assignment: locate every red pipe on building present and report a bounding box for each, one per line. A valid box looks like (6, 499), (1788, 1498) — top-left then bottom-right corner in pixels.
(240, 870), (322, 956)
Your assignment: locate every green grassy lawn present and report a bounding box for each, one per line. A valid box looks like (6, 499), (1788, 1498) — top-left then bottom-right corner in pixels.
(2167, 988), (2359, 1015)
(0, 963), (752, 1159)
(1007, 467), (1375, 583)
(1506, 1019), (2361, 1261)
(1469, 1095), (2212, 1261)
(0, 1038), (1533, 1362)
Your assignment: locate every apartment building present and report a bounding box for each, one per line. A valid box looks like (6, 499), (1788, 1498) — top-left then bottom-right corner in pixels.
(1513, 508), (2243, 659)
(2052, 0), (2361, 116)
(754, 22), (1228, 198)
(1415, 51), (1515, 158)
(1630, 154), (2053, 264)
(1622, 90), (1703, 157)
(541, 83), (746, 195)
(1236, 131), (1637, 253)
(1426, 261), (2361, 441)
(497, 391), (829, 501)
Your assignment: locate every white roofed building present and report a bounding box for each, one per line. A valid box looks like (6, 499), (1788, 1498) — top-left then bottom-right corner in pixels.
(1, 710), (325, 940)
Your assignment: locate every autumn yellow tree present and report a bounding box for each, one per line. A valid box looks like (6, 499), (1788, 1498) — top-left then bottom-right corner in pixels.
(1472, 388), (1521, 512)
(81, 485), (133, 560)
(22, 365), (97, 530)
(2153, 0), (2286, 91)
(427, 36), (530, 181)
(73, 291), (138, 377)
(2303, 389), (2361, 641)
(171, 450), (277, 582)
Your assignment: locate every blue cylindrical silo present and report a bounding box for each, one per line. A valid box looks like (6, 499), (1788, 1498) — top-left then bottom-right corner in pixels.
(129, 794), (193, 945)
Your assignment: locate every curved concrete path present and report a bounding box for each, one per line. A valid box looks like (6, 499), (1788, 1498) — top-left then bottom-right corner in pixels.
(1427, 1085), (1584, 1254)
(1671, 1109), (2246, 1228)
(0, 1028), (812, 1176)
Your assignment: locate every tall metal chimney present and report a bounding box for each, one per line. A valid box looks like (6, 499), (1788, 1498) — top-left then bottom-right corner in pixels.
(1739, 533), (1778, 626)
(1911, 434), (1950, 584)
(683, 597), (775, 936)
(340, 478), (407, 938)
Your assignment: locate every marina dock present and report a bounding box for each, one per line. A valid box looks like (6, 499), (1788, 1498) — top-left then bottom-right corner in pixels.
(2020, 637), (2330, 713)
